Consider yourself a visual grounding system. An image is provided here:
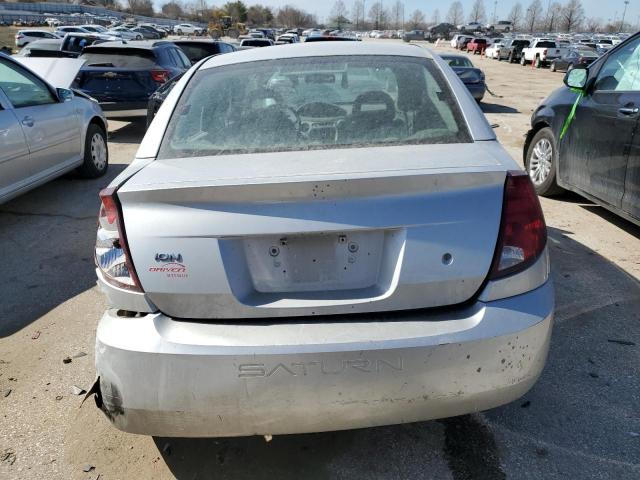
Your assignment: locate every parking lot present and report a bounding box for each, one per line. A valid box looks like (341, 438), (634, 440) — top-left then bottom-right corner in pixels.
(1, 41), (639, 479)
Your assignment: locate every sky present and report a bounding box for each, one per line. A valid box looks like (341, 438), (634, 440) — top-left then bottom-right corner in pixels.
(153, 0), (640, 26)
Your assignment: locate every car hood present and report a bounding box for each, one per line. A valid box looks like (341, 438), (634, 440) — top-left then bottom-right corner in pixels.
(11, 57), (85, 88)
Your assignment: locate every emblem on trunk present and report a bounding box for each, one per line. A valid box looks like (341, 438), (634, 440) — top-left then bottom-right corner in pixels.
(155, 253), (183, 263)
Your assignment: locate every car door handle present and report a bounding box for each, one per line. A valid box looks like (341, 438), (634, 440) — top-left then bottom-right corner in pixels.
(618, 107), (639, 116)
(21, 116), (34, 127)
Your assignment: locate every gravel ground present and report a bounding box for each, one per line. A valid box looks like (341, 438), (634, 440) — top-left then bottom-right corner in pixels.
(0, 41), (639, 480)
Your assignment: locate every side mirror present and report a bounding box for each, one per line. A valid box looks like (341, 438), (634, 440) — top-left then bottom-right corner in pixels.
(564, 67), (588, 90)
(57, 87), (74, 102)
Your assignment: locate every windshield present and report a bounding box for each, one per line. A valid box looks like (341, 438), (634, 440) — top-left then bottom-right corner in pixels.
(442, 56), (473, 68)
(536, 41), (556, 48)
(158, 55), (471, 159)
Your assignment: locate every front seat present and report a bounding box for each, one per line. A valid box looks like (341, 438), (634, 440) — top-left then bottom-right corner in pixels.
(339, 91), (403, 142)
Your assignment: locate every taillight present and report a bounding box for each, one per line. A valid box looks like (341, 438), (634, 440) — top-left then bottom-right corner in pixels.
(489, 171), (547, 279)
(150, 69), (169, 83)
(543, 48), (548, 56)
(15, 34), (23, 39)
(95, 187), (142, 291)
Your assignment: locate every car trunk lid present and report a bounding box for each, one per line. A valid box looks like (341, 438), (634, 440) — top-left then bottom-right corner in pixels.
(118, 143), (507, 319)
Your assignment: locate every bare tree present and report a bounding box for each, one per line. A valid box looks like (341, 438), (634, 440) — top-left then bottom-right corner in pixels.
(161, 0), (184, 19)
(544, 2), (562, 32)
(468, 0), (486, 23)
(446, 1), (464, 26)
(276, 5), (316, 27)
(127, 0), (154, 16)
(368, 1), (390, 29)
(584, 16), (602, 32)
(561, 0), (584, 32)
(524, 0), (543, 32)
(330, 0), (350, 28)
(431, 8), (440, 25)
(391, 1), (404, 29)
(507, 2), (523, 30)
(352, 0), (365, 29)
(408, 9), (425, 29)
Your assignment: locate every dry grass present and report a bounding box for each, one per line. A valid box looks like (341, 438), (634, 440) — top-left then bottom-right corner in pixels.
(0, 26), (19, 53)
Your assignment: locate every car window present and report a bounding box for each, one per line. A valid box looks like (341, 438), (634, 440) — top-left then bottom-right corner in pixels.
(443, 57), (473, 68)
(595, 37), (640, 91)
(0, 59), (56, 108)
(80, 49), (157, 68)
(174, 47), (193, 67)
(158, 55), (471, 159)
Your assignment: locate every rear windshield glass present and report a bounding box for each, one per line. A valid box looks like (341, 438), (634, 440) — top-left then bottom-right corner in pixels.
(176, 44), (214, 62)
(536, 41), (556, 48)
(79, 49), (156, 68)
(158, 55), (471, 159)
(442, 56), (473, 68)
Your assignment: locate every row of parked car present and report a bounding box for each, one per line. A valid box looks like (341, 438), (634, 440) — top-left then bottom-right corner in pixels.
(451, 33), (625, 72)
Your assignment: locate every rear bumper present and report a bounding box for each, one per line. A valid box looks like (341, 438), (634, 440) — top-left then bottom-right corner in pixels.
(465, 82), (486, 101)
(95, 281), (553, 437)
(98, 101), (148, 118)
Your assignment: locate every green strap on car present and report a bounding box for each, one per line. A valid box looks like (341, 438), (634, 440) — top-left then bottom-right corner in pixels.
(559, 88), (584, 140)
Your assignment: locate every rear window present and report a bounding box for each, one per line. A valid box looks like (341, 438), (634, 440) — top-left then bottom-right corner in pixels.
(176, 44), (216, 63)
(536, 41), (556, 48)
(80, 48), (156, 68)
(158, 55), (471, 159)
(442, 56), (473, 68)
(242, 39), (271, 46)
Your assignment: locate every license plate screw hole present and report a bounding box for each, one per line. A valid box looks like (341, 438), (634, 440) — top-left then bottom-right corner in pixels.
(269, 246), (280, 257)
(442, 253), (453, 265)
(348, 242), (359, 253)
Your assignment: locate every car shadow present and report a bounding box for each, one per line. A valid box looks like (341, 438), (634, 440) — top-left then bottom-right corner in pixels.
(0, 164), (127, 337)
(108, 120), (148, 144)
(150, 227), (640, 479)
(481, 103), (520, 114)
(579, 204), (640, 240)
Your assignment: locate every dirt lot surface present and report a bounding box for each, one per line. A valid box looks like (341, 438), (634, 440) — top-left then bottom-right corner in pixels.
(1, 41), (639, 480)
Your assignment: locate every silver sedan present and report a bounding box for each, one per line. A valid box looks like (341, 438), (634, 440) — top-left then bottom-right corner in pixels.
(0, 53), (108, 204)
(93, 42), (553, 437)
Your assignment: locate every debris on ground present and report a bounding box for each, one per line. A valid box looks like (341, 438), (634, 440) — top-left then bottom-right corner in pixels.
(82, 463), (95, 472)
(264, 434), (273, 442)
(589, 372), (599, 378)
(70, 385), (86, 396)
(73, 351), (88, 359)
(535, 446), (548, 457)
(1, 448), (16, 465)
(31, 331), (41, 340)
(62, 357), (72, 364)
(521, 400), (531, 408)
(607, 339), (636, 346)
(55, 395), (63, 401)
(3, 388), (11, 398)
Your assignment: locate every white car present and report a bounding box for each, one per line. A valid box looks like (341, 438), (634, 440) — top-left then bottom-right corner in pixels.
(0, 55), (108, 203)
(92, 42), (553, 438)
(80, 25), (109, 34)
(14, 30), (59, 47)
(485, 41), (506, 59)
(55, 26), (91, 35)
(458, 21), (483, 32)
(173, 23), (203, 36)
(106, 27), (142, 40)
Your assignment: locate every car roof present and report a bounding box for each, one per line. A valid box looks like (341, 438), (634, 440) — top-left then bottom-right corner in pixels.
(85, 40), (171, 50)
(201, 42), (432, 70)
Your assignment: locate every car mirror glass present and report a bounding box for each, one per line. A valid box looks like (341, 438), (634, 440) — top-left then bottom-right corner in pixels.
(57, 87), (74, 102)
(565, 68), (588, 90)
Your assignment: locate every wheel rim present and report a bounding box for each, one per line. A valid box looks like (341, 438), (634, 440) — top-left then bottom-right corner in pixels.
(90, 133), (107, 171)
(529, 138), (553, 186)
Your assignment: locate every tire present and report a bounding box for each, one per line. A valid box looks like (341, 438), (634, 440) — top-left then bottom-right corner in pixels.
(136, 34), (142, 40)
(525, 127), (564, 196)
(177, 29), (183, 35)
(567, 63), (574, 72)
(509, 53), (514, 63)
(520, 55), (526, 66)
(550, 62), (556, 72)
(78, 124), (108, 179)
(535, 56), (541, 68)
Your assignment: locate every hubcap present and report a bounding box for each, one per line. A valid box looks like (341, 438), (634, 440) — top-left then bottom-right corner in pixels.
(90, 133), (107, 171)
(529, 138), (553, 185)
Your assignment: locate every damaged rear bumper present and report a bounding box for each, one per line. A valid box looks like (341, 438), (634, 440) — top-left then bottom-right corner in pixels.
(95, 281), (553, 437)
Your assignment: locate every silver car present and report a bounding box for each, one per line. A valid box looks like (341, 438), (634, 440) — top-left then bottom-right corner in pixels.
(0, 54), (109, 204)
(94, 43), (553, 437)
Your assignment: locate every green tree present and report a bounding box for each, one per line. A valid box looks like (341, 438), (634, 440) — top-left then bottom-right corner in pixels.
(223, 1), (248, 22)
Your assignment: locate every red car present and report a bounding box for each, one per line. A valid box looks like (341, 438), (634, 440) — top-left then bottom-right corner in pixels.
(466, 38), (488, 54)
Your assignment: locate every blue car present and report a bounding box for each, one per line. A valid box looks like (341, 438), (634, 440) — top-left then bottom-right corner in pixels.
(73, 40), (191, 120)
(440, 54), (486, 102)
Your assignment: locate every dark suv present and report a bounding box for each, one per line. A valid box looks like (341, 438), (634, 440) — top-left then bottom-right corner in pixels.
(171, 39), (235, 64)
(525, 32), (640, 225)
(73, 40), (191, 120)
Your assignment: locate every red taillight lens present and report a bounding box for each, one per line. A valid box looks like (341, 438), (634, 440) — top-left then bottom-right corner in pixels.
(96, 187), (142, 291)
(489, 171), (547, 279)
(150, 69), (169, 83)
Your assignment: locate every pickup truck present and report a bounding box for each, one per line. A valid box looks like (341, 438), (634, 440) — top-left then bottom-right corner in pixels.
(520, 39), (563, 68)
(466, 38), (488, 55)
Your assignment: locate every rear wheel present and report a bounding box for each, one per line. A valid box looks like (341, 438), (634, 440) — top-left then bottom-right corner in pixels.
(78, 124), (108, 179)
(525, 127), (564, 196)
(520, 55), (526, 66)
(550, 61), (556, 72)
(177, 29), (183, 35)
(535, 56), (542, 68)
(136, 34), (142, 40)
